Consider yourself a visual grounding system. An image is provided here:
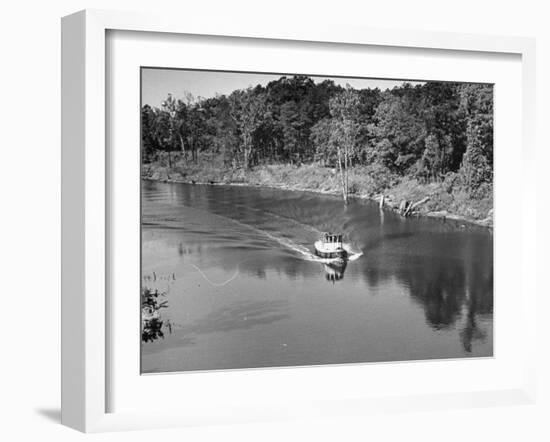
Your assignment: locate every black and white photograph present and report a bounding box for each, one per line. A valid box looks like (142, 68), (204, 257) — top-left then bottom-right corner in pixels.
(5, 0), (549, 437)
(140, 68), (493, 374)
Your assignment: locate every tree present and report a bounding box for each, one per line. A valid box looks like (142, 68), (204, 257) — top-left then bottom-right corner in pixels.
(153, 94), (182, 168)
(279, 101), (302, 163)
(369, 91), (427, 174)
(172, 99), (188, 160)
(141, 105), (159, 162)
(202, 95), (239, 165)
(185, 104), (209, 162)
(457, 84), (493, 197)
(417, 134), (439, 182)
(311, 118), (337, 166)
(265, 75), (330, 163)
(459, 120), (492, 197)
(417, 82), (465, 175)
(459, 85), (493, 161)
(229, 88), (267, 168)
(329, 87), (361, 204)
(140, 78), (493, 206)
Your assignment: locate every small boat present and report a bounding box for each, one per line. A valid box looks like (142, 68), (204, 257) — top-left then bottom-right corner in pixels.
(314, 232), (348, 260)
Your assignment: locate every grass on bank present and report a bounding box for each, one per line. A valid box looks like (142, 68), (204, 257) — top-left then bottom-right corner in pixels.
(142, 153), (493, 224)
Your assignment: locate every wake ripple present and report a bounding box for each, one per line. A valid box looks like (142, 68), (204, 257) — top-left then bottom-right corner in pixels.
(152, 204), (364, 265)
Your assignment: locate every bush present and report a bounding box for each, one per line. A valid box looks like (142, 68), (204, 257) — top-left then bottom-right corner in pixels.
(471, 182), (493, 200)
(141, 287), (169, 343)
(347, 180), (360, 195)
(443, 172), (461, 193)
(144, 158), (492, 224)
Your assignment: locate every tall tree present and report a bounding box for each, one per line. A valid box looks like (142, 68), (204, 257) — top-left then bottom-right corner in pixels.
(202, 95), (239, 165)
(229, 88), (267, 168)
(369, 91), (427, 174)
(459, 120), (492, 197)
(458, 84), (493, 196)
(154, 94), (182, 167)
(329, 87), (361, 204)
(311, 118), (338, 166)
(141, 104), (159, 162)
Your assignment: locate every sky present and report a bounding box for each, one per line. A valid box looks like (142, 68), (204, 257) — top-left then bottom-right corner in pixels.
(141, 68), (424, 107)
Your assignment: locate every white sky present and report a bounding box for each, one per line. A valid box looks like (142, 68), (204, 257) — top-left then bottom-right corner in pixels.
(141, 68), (424, 107)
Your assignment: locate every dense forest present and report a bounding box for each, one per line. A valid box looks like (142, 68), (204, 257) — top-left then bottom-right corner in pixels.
(141, 76), (493, 222)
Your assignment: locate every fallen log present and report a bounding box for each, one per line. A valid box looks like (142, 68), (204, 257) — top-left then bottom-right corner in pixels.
(399, 199), (408, 215)
(404, 197), (430, 217)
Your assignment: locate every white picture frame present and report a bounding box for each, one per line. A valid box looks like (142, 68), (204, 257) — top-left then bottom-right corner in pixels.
(61, 9), (537, 433)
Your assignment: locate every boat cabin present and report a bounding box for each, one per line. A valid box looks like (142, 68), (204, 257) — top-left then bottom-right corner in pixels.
(314, 232), (347, 259)
(322, 233), (343, 245)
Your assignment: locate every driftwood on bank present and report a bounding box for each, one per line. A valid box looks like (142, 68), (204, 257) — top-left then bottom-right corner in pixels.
(403, 197), (430, 217)
(398, 199), (408, 215)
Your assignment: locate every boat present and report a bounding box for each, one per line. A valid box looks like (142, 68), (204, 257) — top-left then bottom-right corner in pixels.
(314, 232), (348, 260)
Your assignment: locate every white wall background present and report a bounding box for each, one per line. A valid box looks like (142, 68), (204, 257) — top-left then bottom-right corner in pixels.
(0, 0), (547, 440)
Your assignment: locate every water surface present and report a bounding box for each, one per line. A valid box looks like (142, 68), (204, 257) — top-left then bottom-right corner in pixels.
(141, 181), (493, 373)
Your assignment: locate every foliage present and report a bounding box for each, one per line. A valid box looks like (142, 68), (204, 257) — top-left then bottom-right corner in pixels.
(328, 87), (361, 203)
(141, 287), (170, 343)
(229, 88), (268, 168)
(457, 84), (494, 197)
(141, 76), (493, 202)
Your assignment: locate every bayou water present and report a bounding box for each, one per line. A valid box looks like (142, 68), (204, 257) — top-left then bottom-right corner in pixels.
(141, 180), (493, 373)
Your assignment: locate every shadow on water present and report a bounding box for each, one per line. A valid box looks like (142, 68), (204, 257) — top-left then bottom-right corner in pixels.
(359, 244), (493, 352)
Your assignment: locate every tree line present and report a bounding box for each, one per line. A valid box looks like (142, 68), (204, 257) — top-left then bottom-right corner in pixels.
(141, 75), (493, 199)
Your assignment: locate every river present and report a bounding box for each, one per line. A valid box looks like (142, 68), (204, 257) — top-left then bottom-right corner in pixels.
(141, 180), (493, 373)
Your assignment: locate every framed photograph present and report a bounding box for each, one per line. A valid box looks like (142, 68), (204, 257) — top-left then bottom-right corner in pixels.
(61, 9), (537, 432)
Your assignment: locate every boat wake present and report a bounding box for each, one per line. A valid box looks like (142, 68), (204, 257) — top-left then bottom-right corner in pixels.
(191, 264), (241, 287)
(184, 226), (363, 288)
(216, 215), (364, 265)
(163, 203), (364, 266)
(306, 249), (364, 265)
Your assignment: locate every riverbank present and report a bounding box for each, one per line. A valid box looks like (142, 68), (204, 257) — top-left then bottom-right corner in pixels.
(142, 161), (493, 228)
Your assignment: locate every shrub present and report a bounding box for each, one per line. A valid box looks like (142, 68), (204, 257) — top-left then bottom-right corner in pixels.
(348, 181), (360, 195)
(443, 172), (461, 193)
(141, 287), (170, 343)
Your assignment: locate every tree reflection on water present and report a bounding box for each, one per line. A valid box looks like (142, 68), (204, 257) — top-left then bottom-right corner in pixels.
(360, 246), (493, 353)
